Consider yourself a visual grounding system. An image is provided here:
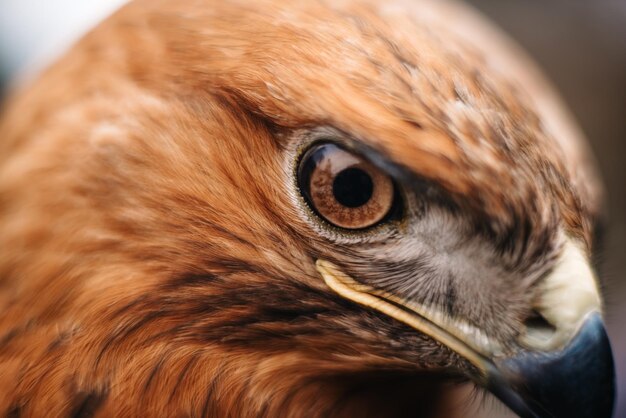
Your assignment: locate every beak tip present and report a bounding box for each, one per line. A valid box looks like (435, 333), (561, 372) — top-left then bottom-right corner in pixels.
(490, 312), (615, 418)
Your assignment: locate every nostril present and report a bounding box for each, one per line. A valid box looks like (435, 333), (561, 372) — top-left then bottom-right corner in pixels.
(525, 309), (555, 332)
(522, 309), (558, 348)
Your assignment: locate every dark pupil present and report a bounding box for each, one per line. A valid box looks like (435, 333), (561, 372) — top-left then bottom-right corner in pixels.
(332, 167), (373, 208)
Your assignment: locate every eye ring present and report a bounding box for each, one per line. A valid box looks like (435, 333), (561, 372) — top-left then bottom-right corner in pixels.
(298, 142), (400, 230)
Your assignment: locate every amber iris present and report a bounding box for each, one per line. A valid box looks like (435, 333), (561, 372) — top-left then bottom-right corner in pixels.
(298, 143), (395, 229)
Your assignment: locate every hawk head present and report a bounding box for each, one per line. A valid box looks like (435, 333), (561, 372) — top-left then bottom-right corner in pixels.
(0, 0), (615, 417)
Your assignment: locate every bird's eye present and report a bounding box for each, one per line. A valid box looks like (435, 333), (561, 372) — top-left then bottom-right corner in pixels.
(298, 143), (398, 230)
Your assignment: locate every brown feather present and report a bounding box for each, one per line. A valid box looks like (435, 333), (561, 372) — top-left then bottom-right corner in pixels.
(0, 0), (600, 416)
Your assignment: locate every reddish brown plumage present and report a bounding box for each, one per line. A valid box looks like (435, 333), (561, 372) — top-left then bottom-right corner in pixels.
(0, 0), (602, 417)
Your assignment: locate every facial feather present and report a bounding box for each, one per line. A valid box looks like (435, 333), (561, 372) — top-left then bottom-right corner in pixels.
(0, 85), (465, 416)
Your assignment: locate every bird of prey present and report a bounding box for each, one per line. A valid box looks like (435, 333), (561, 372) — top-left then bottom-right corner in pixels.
(0, 0), (615, 417)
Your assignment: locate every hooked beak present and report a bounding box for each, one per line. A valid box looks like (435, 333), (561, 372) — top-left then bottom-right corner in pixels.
(487, 312), (614, 418)
(316, 239), (616, 418)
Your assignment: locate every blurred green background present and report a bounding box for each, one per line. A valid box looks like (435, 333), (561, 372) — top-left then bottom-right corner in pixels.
(1, 0), (624, 415)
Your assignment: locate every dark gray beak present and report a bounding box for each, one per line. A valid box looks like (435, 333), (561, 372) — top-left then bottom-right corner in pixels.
(487, 312), (615, 418)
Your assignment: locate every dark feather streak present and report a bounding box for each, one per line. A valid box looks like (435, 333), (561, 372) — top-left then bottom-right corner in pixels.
(69, 390), (108, 418)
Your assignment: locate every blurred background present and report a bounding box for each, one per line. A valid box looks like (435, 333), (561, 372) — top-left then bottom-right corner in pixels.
(1, 0), (624, 415)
